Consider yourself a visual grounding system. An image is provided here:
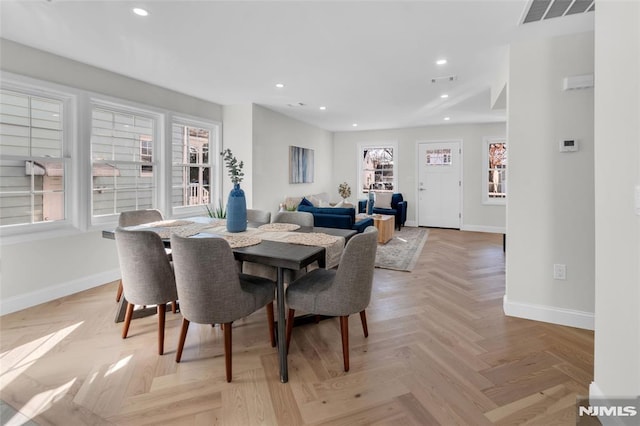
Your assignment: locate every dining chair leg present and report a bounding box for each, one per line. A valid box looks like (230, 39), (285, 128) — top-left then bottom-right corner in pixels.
(359, 310), (369, 338)
(285, 309), (295, 354)
(171, 301), (177, 314)
(266, 302), (276, 347)
(224, 322), (233, 383)
(176, 318), (190, 362)
(158, 303), (166, 355)
(122, 302), (134, 339)
(340, 315), (350, 372)
(116, 280), (123, 302)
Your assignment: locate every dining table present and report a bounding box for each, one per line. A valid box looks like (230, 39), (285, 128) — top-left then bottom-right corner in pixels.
(103, 216), (356, 383)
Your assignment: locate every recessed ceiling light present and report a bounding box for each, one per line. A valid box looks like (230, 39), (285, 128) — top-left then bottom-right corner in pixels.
(440, 94), (449, 99)
(352, 123), (358, 127)
(443, 116), (451, 121)
(275, 83), (285, 88)
(132, 8), (149, 16)
(436, 59), (447, 65)
(319, 106), (327, 111)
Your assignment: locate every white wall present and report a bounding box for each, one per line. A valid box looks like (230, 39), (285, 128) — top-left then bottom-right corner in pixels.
(222, 104), (254, 207)
(251, 105), (334, 219)
(0, 40), (223, 314)
(332, 122), (507, 231)
(505, 31), (595, 329)
(592, 1), (640, 400)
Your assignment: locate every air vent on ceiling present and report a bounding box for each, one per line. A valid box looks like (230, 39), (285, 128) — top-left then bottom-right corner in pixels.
(431, 75), (457, 84)
(523, 0), (594, 24)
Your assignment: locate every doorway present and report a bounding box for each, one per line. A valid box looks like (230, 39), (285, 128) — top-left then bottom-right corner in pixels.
(417, 141), (462, 228)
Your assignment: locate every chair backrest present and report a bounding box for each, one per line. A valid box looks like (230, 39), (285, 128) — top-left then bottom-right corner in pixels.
(274, 211), (314, 227)
(114, 228), (177, 306)
(170, 235), (262, 324)
(118, 209), (163, 227)
(331, 226), (378, 314)
(247, 209), (271, 225)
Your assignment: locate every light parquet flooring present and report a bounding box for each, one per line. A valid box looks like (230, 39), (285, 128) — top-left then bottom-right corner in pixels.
(0, 229), (594, 425)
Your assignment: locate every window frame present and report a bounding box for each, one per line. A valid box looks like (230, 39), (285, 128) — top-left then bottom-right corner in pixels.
(482, 137), (507, 205)
(357, 142), (398, 199)
(0, 76), (78, 241)
(169, 115), (221, 218)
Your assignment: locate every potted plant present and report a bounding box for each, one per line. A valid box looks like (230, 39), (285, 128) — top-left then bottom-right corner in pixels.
(222, 148), (246, 232)
(338, 182), (351, 202)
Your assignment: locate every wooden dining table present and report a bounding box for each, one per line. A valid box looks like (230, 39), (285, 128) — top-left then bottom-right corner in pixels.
(103, 217), (356, 383)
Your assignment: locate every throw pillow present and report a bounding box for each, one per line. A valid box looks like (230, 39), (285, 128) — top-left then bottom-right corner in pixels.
(299, 197), (314, 207)
(333, 200), (344, 208)
(375, 191), (393, 209)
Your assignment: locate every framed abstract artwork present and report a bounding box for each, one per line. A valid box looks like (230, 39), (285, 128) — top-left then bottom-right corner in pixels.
(289, 146), (314, 183)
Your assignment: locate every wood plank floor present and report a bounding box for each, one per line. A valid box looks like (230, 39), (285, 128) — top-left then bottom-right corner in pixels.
(0, 229), (594, 425)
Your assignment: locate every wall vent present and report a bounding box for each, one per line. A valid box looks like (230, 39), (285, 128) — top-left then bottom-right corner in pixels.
(523, 0), (594, 24)
(562, 74), (594, 91)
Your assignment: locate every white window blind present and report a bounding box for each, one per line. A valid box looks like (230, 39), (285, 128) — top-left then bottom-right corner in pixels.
(0, 89), (67, 227)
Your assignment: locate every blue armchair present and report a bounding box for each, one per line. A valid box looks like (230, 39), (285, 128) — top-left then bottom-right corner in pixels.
(358, 193), (407, 230)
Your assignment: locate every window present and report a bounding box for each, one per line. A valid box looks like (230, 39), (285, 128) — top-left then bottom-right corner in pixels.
(90, 104), (159, 219)
(483, 138), (507, 204)
(359, 145), (396, 195)
(171, 119), (218, 213)
(0, 88), (70, 228)
(139, 136), (153, 176)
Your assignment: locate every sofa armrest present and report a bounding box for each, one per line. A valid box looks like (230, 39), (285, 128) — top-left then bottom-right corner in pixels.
(396, 201), (407, 228)
(358, 199), (367, 213)
(352, 217), (374, 233)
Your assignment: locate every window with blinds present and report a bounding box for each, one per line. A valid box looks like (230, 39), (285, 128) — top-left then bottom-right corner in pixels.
(90, 105), (157, 218)
(0, 89), (67, 227)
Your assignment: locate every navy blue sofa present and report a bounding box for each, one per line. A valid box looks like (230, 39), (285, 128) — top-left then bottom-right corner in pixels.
(297, 198), (373, 233)
(358, 193), (407, 230)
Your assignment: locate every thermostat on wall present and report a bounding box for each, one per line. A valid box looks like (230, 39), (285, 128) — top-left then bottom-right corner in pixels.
(559, 139), (579, 152)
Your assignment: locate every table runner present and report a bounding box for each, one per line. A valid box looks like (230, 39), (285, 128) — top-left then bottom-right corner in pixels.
(127, 220), (345, 268)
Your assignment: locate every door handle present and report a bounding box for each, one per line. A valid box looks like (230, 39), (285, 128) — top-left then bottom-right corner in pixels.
(419, 188), (426, 191)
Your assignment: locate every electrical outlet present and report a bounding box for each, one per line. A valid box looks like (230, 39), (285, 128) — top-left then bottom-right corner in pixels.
(553, 264), (566, 280)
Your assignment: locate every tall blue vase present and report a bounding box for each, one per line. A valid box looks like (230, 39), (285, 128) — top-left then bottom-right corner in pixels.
(226, 183), (247, 233)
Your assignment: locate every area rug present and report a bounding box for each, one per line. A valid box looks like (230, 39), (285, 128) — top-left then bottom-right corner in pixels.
(374, 227), (429, 272)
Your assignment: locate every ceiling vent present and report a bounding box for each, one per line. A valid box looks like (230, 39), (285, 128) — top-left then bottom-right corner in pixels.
(522, 0), (594, 24)
(431, 75), (457, 84)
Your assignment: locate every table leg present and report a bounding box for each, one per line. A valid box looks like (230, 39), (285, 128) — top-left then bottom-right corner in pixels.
(276, 267), (288, 383)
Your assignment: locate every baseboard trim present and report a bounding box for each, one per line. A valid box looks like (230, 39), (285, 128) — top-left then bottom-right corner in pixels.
(0, 269), (121, 316)
(461, 224), (506, 234)
(503, 295), (594, 330)
(587, 382), (638, 426)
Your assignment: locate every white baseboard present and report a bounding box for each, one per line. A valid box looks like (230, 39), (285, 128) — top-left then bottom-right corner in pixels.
(461, 224), (506, 234)
(587, 382), (638, 426)
(503, 295), (594, 330)
(405, 220), (417, 227)
(0, 269), (121, 316)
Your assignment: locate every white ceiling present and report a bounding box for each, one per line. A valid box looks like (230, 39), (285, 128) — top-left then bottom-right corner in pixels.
(0, 0), (594, 132)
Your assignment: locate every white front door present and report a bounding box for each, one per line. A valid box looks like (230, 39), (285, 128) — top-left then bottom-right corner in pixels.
(417, 141), (461, 228)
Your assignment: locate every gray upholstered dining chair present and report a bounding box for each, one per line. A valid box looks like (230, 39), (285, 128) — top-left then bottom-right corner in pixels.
(115, 227), (178, 355)
(273, 211), (314, 227)
(170, 234), (276, 383)
(115, 209), (165, 302)
(285, 226), (378, 372)
(246, 208), (271, 225)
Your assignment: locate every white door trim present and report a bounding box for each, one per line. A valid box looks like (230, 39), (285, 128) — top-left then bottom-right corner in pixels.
(415, 139), (463, 228)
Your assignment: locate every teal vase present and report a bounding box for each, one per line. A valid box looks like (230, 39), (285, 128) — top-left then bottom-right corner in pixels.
(226, 183), (247, 232)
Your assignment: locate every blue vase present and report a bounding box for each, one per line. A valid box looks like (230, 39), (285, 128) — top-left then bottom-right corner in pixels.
(226, 183), (247, 232)
(367, 191), (375, 215)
